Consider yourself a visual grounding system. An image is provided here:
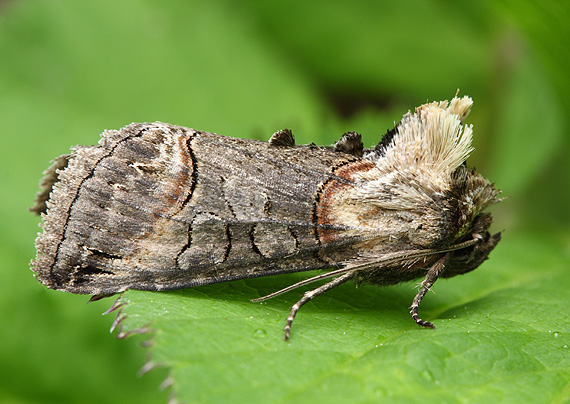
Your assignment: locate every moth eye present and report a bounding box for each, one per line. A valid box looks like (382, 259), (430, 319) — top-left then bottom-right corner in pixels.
(416, 224), (423, 230)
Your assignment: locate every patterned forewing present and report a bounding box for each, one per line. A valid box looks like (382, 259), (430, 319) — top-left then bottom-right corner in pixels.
(34, 123), (363, 294)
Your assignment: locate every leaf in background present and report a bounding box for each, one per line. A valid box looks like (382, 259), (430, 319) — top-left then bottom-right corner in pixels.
(486, 46), (564, 195)
(244, 0), (495, 97)
(485, 0), (570, 230)
(119, 232), (570, 404)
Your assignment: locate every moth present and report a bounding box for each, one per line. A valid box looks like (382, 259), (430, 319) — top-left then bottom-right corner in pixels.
(31, 95), (501, 340)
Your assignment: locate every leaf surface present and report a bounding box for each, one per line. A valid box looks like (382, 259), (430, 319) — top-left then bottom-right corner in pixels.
(120, 232), (570, 404)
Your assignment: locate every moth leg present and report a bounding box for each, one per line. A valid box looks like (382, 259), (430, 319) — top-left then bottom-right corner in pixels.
(285, 270), (356, 341)
(409, 253), (451, 329)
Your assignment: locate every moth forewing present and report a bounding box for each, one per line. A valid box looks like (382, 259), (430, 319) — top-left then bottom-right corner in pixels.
(31, 95), (501, 340)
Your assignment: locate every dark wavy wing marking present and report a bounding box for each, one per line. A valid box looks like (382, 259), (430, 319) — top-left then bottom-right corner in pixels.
(142, 129), (370, 290)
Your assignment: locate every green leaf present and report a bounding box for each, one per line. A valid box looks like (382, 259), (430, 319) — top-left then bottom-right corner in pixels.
(119, 231), (570, 403)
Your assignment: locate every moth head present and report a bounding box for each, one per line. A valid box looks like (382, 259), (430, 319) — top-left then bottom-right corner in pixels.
(440, 163), (501, 278)
(443, 212), (502, 278)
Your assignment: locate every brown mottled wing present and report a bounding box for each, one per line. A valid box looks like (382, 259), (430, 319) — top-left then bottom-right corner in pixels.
(32, 122), (366, 294)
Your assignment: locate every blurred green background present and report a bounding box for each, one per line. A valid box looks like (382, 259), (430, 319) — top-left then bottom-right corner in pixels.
(1, 1), (568, 403)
